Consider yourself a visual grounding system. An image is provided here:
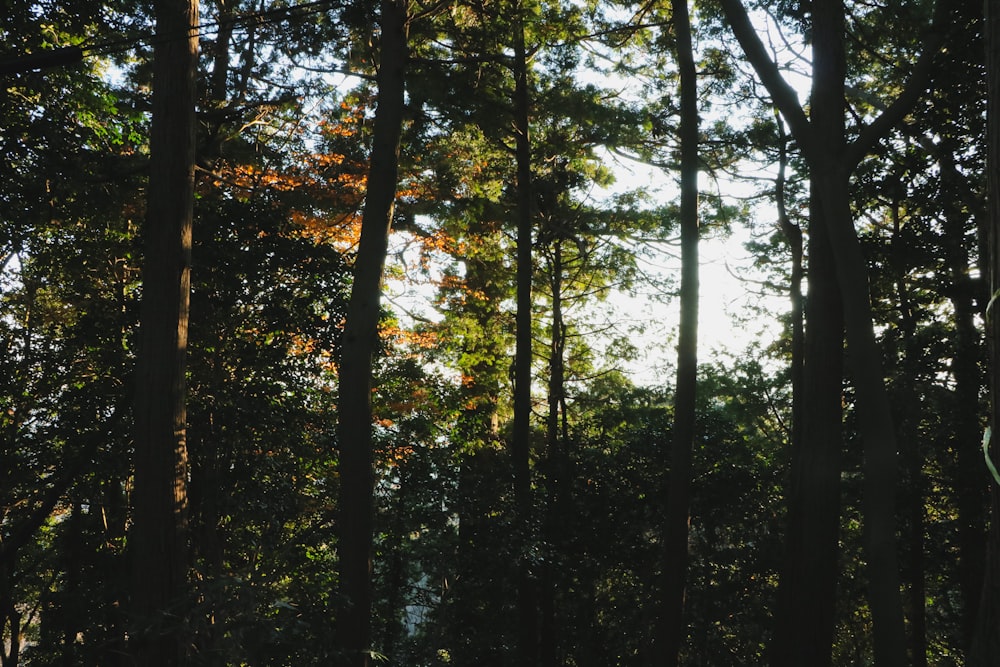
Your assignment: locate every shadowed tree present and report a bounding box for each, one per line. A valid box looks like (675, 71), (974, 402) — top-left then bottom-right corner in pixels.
(510, 1), (538, 663)
(128, 0), (199, 664)
(717, 0), (949, 664)
(335, 0), (409, 665)
(974, 0), (1000, 662)
(656, 0), (699, 664)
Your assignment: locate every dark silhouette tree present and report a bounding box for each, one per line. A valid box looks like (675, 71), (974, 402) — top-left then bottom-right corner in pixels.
(975, 0), (1000, 662)
(718, 0), (949, 664)
(657, 0), (699, 664)
(335, 0), (408, 664)
(128, 0), (199, 664)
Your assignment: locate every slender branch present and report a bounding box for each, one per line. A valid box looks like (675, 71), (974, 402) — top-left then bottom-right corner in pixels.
(845, 0), (948, 168)
(716, 0), (811, 149)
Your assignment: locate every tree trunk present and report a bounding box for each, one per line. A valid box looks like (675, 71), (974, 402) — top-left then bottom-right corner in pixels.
(809, 9), (907, 665)
(208, 0), (233, 102)
(770, 115), (844, 667)
(718, 1), (925, 662)
(951, 272), (988, 651)
(935, 149), (989, 654)
(1, 562), (20, 667)
(540, 238), (565, 667)
(379, 466), (410, 663)
(972, 0), (1000, 662)
(770, 189), (844, 667)
(511, 4), (538, 663)
(129, 0), (198, 664)
(774, 113), (804, 449)
(888, 199), (928, 667)
(335, 2), (408, 665)
(658, 1), (698, 663)
(447, 225), (507, 665)
(816, 154), (909, 667)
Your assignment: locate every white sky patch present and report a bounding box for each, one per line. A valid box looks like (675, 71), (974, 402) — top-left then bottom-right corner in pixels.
(381, 164), (791, 389)
(381, 5), (808, 388)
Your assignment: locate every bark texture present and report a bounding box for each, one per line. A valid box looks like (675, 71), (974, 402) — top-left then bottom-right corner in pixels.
(129, 0), (199, 665)
(973, 0), (1000, 662)
(335, 2), (408, 665)
(658, 1), (698, 663)
(511, 5), (538, 664)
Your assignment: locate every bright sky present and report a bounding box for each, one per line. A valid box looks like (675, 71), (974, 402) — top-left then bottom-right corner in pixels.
(383, 5), (806, 389)
(582, 145), (790, 386)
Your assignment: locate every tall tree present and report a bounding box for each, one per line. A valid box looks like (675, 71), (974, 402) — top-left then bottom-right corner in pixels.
(975, 0), (1000, 662)
(717, 0), (948, 664)
(849, 2), (989, 652)
(657, 0), (699, 663)
(511, 2), (538, 663)
(335, 0), (408, 664)
(770, 139), (846, 667)
(773, 114), (805, 459)
(128, 0), (199, 664)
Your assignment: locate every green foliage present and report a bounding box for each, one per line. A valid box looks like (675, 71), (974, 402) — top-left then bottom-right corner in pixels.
(183, 189), (348, 665)
(1, 0), (994, 665)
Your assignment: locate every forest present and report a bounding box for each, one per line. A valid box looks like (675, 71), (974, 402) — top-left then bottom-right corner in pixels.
(2, 0), (1000, 665)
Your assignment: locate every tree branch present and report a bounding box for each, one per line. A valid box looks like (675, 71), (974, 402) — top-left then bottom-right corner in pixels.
(716, 0), (811, 150)
(844, 0), (948, 169)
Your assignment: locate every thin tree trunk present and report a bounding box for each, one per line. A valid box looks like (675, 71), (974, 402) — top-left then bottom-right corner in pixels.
(770, 190), (843, 667)
(972, 0), (1000, 663)
(951, 291), (988, 647)
(380, 466), (410, 663)
(129, 0), (198, 664)
(768, 126), (832, 667)
(511, 3), (538, 663)
(447, 227), (506, 665)
(61, 503), (82, 667)
(541, 238), (568, 667)
(545, 240), (565, 499)
(889, 199), (928, 667)
(774, 112), (803, 445)
(539, 241), (560, 667)
(1, 563), (20, 667)
(918, 135), (992, 653)
(335, 2), (408, 665)
(208, 0), (233, 101)
(202, 0), (237, 163)
(816, 157), (908, 667)
(189, 3), (234, 658)
(658, 1), (698, 662)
